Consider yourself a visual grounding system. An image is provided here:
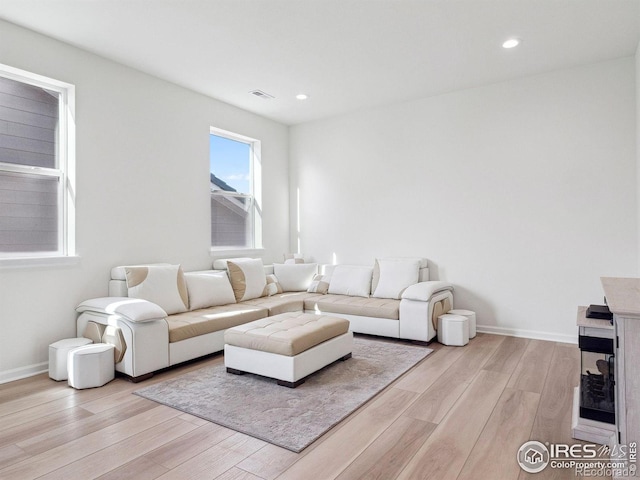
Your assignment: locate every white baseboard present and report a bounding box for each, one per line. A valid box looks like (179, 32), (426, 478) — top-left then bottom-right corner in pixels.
(0, 362), (48, 385)
(477, 325), (577, 344)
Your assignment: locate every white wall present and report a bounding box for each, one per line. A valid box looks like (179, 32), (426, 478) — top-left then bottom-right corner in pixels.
(290, 58), (637, 342)
(0, 20), (290, 382)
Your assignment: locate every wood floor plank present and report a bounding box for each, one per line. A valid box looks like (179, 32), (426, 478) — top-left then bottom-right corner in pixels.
(235, 443), (299, 480)
(0, 443), (30, 470)
(95, 456), (169, 480)
(16, 396), (156, 455)
(457, 387), (540, 480)
(396, 369), (511, 480)
(38, 416), (199, 480)
(507, 339), (556, 394)
(335, 416), (437, 480)
(0, 405), (93, 449)
(0, 405), (182, 479)
(393, 345), (466, 393)
(155, 433), (266, 480)
(216, 467), (266, 480)
(145, 422), (236, 470)
(518, 343), (583, 480)
(0, 378), (135, 432)
(0, 373), (56, 404)
(402, 372), (470, 424)
(80, 387), (149, 414)
(275, 387), (418, 480)
(403, 333), (505, 424)
(483, 336), (530, 375)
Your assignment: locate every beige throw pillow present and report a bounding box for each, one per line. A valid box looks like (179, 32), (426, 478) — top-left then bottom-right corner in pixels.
(125, 265), (189, 315)
(307, 274), (330, 294)
(263, 274), (284, 296)
(372, 258), (421, 299)
(227, 259), (267, 302)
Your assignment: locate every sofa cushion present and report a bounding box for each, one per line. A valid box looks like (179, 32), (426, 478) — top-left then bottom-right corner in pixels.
(327, 265), (373, 298)
(305, 294), (400, 320)
(372, 258), (421, 299)
(242, 292), (322, 316)
(184, 271), (236, 310)
(273, 263), (318, 292)
(125, 265), (189, 315)
(166, 304), (268, 343)
(224, 312), (350, 356)
(227, 259), (267, 302)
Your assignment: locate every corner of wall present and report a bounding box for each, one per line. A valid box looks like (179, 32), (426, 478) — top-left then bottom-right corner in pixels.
(636, 40), (640, 274)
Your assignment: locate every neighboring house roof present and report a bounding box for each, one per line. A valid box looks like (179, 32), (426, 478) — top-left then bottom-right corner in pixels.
(210, 173), (236, 192)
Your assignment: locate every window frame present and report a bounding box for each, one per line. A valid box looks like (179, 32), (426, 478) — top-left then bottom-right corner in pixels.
(0, 63), (76, 268)
(209, 126), (262, 255)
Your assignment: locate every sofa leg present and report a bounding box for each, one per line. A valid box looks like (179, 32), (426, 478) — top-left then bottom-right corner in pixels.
(340, 353), (352, 361)
(226, 367), (246, 375)
(277, 378), (305, 388)
(127, 372), (154, 383)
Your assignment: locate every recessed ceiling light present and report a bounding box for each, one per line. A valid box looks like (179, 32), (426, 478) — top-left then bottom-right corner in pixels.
(502, 38), (521, 49)
(296, 94), (309, 100)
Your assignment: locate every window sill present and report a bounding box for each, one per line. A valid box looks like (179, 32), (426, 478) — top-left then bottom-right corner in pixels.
(209, 247), (265, 258)
(0, 255), (80, 269)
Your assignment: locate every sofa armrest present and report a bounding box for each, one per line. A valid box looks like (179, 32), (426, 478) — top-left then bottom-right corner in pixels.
(401, 281), (454, 302)
(76, 297), (167, 323)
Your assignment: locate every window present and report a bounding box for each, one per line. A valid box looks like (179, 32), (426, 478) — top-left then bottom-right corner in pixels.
(209, 127), (262, 250)
(0, 64), (75, 262)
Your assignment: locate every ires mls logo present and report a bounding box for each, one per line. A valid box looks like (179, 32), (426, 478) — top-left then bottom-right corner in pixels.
(517, 440), (637, 476)
(517, 441), (550, 473)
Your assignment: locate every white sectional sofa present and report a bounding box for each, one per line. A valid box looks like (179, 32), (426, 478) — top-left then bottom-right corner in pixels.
(76, 257), (454, 381)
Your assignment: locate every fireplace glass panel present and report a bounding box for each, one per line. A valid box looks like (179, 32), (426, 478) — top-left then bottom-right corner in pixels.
(579, 348), (615, 424)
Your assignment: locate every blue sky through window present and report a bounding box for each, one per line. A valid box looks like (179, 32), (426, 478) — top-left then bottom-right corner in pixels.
(210, 134), (250, 194)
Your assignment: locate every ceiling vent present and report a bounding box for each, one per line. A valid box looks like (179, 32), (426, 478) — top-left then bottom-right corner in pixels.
(249, 89), (275, 100)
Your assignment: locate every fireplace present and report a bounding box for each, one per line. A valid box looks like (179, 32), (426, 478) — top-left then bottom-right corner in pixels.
(578, 328), (615, 424)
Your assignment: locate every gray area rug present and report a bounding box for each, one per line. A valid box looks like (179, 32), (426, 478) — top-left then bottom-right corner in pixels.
(134, 336), (432, 452)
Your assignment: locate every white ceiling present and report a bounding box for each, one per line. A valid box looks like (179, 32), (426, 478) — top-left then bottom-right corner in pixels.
(1, 0), (639, 126)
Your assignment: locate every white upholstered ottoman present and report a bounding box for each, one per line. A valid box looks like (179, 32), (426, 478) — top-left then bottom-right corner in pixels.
(67, 343), (115, 389)
(224, 312), (353, 388)
(448, 309), (476, 338)
(437, 314), (469, 346)
(49, 337), (93, 381)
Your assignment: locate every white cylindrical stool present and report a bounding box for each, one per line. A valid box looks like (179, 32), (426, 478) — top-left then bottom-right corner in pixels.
(49, 338), (93, 381)
(448, 309), (476, 339)
(68, 343), (115, 389)
(438, 314), (469, 346)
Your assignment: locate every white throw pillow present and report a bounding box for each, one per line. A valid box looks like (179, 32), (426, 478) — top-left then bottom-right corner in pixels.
(76, 297), (168, 323)
(227, 259), (267, 302)
(212, 257), (253, 270)
(273, 263), (318, 292)
(125, 265), (189, 315)
(372, 258), (420, 299)
(328, 265), (373, 298)
(184, 272), (236, 310)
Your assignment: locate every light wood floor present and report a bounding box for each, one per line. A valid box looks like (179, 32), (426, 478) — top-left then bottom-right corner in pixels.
(0, 333), (610, 480)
